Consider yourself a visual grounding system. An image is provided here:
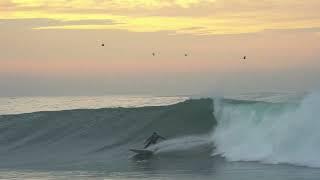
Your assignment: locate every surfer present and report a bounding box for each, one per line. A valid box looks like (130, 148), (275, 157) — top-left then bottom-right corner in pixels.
(144, 132), (166, 148)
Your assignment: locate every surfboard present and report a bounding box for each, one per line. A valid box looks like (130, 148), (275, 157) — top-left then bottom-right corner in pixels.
(130, 149), (153, 155)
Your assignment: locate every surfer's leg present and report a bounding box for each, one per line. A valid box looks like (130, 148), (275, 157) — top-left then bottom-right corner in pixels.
(144, 141), (152, 148)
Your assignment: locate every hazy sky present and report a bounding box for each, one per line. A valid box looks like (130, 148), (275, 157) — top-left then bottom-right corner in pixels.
(1, 0), (319, 96)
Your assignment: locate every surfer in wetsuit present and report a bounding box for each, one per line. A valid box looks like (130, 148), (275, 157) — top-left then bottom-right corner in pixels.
(144, 132), (166, 149)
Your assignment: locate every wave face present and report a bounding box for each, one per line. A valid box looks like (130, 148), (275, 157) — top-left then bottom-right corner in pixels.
(213, 93), (320, 168)
(0, 99), (215, 169)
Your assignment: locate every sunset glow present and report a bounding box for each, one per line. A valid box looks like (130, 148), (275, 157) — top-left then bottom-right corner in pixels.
(1, 0), (320, 95)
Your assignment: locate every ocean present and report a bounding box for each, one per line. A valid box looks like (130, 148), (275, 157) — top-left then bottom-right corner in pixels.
(0, 93), (319, 180)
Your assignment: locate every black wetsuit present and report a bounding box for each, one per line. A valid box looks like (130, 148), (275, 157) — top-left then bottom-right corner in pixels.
(144, 133), (165, 148)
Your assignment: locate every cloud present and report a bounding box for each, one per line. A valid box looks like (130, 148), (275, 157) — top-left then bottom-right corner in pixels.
(1, 0), (320, 35)
(0, 18), (116, 31)
(263, 27), (320, 33)
(8, 0), (216, 9)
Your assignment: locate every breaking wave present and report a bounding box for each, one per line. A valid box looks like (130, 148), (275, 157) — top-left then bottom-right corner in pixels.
(1, 93), (320, 169)
(213, 93), (320, 168)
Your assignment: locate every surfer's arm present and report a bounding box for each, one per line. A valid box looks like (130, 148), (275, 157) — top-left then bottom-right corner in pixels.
(159, 135), (166, 140)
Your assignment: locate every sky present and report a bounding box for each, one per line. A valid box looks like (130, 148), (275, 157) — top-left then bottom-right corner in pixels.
(0, 0), (319, 96)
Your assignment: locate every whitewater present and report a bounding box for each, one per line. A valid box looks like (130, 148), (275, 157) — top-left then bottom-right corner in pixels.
(213, 92), (320, 168)
(0, 93), (320, 179)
